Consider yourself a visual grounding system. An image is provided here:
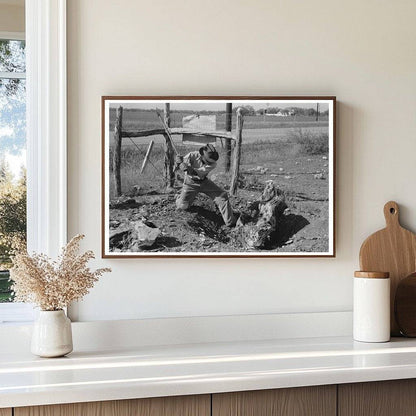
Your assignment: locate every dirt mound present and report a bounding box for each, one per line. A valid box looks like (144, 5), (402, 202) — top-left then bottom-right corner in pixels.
(108, 181), (315, 253)
(109, 192), (233, 253)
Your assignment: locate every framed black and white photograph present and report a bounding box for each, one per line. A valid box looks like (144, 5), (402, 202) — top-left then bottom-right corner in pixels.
(102, 96), (336, 258)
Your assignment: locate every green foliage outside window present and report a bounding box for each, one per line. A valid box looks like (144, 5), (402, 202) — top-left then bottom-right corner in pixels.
(0, 161), (26, 302)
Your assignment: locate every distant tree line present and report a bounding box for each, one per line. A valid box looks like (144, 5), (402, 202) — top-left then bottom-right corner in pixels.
(109, 106), (329, 117)
(239, 106), (329, 117)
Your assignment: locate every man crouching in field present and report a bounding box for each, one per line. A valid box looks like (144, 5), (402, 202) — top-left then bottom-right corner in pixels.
(175, 144), (236, 227)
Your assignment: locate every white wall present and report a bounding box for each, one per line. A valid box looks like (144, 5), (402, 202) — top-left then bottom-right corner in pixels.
(67, 0), (416, 322)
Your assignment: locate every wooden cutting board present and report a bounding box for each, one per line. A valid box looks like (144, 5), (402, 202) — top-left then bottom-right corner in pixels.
(359, 201), (416, 336)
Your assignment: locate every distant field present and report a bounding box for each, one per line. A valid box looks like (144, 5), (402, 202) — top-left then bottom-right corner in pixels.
(108, 125), (328, 147)
(108, 108), (329, 131)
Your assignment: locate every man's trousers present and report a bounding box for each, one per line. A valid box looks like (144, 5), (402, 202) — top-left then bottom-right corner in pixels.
(176, 178), (235, 226)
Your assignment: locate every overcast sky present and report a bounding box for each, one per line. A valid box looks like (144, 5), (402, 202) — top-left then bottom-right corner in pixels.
(109, 100), (330, 112)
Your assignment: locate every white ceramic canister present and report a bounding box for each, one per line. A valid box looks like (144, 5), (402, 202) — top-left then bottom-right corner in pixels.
(353, 271), (390, 342)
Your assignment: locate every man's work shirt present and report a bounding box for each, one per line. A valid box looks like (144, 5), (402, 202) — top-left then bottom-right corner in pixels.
(182, 151), (216, 182)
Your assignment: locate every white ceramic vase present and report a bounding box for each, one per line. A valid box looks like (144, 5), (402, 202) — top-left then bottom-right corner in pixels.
(31, 310), (73, 358)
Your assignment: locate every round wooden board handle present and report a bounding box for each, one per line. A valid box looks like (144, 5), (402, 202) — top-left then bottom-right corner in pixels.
(384, 201), (400, 228)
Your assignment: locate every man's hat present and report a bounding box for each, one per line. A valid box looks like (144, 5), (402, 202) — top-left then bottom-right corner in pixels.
(200, 144), (219, 162)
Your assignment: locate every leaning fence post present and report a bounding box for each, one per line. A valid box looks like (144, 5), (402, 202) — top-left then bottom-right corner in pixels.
(163, 103), (175, 191)
(140, 140), (154, 174)
(225, 103), (232, 172)
(113, 106), (123, 196)
(230, 108), (243, 196)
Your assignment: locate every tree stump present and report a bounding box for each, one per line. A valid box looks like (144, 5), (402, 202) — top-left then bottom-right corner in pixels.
(242, 181), (287, 249)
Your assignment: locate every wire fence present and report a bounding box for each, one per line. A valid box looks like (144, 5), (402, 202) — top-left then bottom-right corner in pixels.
(107, 107), (330, 199)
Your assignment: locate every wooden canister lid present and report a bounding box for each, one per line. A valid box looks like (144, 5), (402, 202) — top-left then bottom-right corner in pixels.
(354, 271), (390, 279)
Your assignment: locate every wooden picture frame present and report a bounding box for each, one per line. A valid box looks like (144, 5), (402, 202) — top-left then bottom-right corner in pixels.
(102, 96), (336, 258)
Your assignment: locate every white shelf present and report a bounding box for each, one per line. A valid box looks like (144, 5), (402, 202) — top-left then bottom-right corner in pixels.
(2, 335), (416, 408)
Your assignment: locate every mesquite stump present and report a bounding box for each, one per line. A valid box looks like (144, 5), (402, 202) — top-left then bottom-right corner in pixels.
(241, 181), (287, 249)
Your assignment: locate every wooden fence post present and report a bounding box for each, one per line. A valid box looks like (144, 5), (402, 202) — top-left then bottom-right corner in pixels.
(163, 103), (175, 191)
(140, 140), (154, 174)
(113, 106), (123, 196)
(225, 103), (232, 172)
(230, 108), (243, 196)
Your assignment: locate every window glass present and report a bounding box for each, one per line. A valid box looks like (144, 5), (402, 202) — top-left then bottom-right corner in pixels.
(0, 39), (26, 303)
(0, 39), (26, 73)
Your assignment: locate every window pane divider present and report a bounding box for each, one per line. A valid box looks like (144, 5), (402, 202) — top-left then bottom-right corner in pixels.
(0, 31), (25, 41)
(0, 72), (26, 79)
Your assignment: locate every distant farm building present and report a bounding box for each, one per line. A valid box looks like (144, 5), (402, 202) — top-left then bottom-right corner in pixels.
(265, 109), (295, 117)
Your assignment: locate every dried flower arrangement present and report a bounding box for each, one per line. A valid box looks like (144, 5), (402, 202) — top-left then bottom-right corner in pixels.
(10, 234), (111, 311)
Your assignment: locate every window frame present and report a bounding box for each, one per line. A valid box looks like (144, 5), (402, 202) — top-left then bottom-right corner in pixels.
(0, 0), (67, 323)
(0, 31), (24, 41)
